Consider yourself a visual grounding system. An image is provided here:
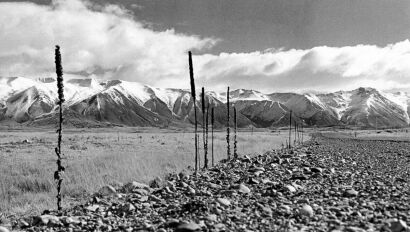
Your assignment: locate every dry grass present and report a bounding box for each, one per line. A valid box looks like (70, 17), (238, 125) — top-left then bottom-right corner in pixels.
(0, 127), (303, 217)
(321, 128), (410, 141)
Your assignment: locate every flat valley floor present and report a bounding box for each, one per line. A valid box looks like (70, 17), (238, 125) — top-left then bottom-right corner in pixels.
(0, 127), (294, 217)
(10, 129), (410, 231)
(2, 128), (410, 231)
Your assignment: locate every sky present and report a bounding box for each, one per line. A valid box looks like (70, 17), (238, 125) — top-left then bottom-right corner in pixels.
(1, 0), (410, 93)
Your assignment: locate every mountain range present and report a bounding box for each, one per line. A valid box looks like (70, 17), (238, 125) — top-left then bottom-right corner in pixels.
(1, 76), (409, 128)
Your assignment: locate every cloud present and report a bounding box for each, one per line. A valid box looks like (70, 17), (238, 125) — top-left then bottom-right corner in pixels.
(1, 0), (410, 93)
(194, 41), (410, 93)
(0, 0), (215, 86)
(130, 3), (143, 10)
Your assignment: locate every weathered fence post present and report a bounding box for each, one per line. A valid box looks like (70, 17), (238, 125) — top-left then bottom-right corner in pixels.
(234, 107), (238, 158)
(288, 110), (292, 149)
(211, 108), (215, 166)
(54, 45), (65, 211)
(188, 51), (198, 174)
(226, 87), (231, 159)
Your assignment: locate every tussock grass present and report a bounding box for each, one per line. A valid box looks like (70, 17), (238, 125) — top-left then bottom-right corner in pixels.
(0, 129), (297, 217)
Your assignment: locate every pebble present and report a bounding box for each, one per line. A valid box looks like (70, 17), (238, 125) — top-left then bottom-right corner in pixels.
(33, 215), (60, 226)
(344, 189), (359, 197)
(85, 204), (99, 212)
(180, 181), (189, 188)
(261, 178), (273, 184)
(345, 226), (366, 232)
(284, 184), (297, 193)
(206, 214), (217, 221)
(166, 218), (180, 227)
(389, 219), (408, 232)
(60, 216), (80, 225)
(187, 186), (196, 195)
(237, 184), (251, 194)
(121, 203), (135, 213)
(299, 204), (314, 217)
(311, 167), (323, 173)
(243, 155), (252, 162)
(0, 227), (9, 232)
(261, 206), (273, 216)
(280, 205), (292, 214)
(292, 182), (303, 190)
(216, 198), (231, 207)
(123, 181), (150, 192)
(176, 222), (201, 232)
(248, 178), (259, 184)
(98, 185), (116, 196)
(208, 183), (220, 189)
(178, 172), (190, 180)
(19, 220), (29, 228)
(149, 176), (163, 188)
(254, 171), (264, 176)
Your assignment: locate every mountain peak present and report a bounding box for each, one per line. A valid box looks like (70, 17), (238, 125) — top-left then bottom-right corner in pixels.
(37, 77), (56, 83)
(67, 77), (100, 88)
(1, 77), (410, 128)
(356, 87), (377, 93)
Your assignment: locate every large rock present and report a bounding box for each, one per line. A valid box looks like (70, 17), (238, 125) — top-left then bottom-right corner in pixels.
(389, 220), (409, 232)
(0, 227), (9, 232)
(310, 167), (323, 173)
(85, 204), (100, 212)
(216, 198), (231, 207)
(98, 185), (117, 196)
(187, 186), (196, 195)
(121, 203), (136, 213)
(123, 181), (150, 193)
(149, 176), (163, 188)
(237, 184), (251, 194)
(206, 214), (217, 222)
(33, 215), (60, 226)
(284, 184), (297, 193)
(299, 205), (314, 217)
(176, 222), (201, 232)
(60, 216), (81, 225)
(344, 189), (359, 197)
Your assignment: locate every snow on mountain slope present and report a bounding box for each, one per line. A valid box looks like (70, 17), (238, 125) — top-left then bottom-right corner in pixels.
(0, 76), (108, 122)
(100, 80), (153, 105)
(230, 89), (270, 102)
(65, 78), (104, 104)
(217, 89), (270, 103)
(5, 86), (55, 122)
(2, 76), (410, 128)
(268, 92), (340, 125)
(0, 76), (104, 105)
(69, 86), (171, 127)
(151, 88), (187, 110)
(384, 91), (410, 123)
(340, 88), (409, 127)
(0, 77), (38, 105)
(233, 100), (288, 127)
(317, 91), (352, 119)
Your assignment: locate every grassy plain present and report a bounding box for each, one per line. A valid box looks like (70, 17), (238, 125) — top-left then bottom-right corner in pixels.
(320, 128), (410, 141)
(0, 127), (301, 217)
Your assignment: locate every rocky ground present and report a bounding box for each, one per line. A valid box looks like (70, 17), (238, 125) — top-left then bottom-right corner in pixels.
(3, 134), (410, 232)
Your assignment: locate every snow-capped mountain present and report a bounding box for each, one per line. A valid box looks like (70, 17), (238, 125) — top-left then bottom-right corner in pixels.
(1, 76), (409, 128)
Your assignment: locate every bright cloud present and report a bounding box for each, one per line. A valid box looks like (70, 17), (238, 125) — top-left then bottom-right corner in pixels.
(194, 41), (410, 93)
(1, 0), (410, 93)
(0, 0), (215, 85)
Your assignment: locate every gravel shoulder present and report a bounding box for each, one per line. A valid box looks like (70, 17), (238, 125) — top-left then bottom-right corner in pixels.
(5, 134), (410, 232)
